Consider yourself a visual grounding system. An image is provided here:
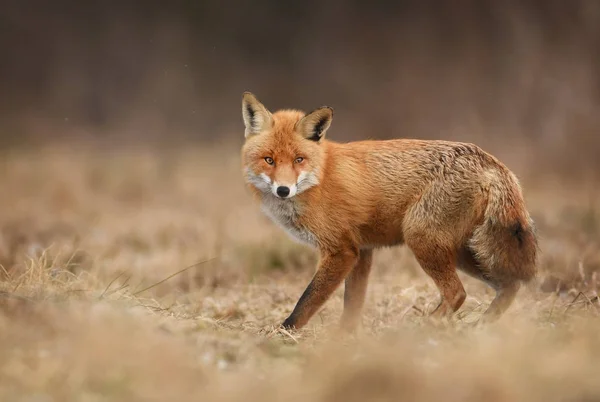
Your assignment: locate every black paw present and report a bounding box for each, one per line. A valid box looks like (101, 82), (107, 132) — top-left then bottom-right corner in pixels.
(281, 318), (296, 330)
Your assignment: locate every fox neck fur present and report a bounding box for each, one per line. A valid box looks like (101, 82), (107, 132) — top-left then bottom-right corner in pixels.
(259, 192), (318, 247)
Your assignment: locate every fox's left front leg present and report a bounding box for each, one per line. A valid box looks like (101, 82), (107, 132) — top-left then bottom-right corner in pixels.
(282, 246), (359, 330)
(340, 249), (373, 331)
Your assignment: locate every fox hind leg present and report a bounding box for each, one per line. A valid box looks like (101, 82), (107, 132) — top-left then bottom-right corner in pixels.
(457, 246), (521, 323)
(426, 266), (467, 319)
(480, 281), (520, 323)
(407, 238), (467, 319)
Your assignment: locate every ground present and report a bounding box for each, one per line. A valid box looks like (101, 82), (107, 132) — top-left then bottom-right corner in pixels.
(0, 144), (599, 401)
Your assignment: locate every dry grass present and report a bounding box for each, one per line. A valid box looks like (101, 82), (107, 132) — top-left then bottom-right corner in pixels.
(0, 144), (599, 401)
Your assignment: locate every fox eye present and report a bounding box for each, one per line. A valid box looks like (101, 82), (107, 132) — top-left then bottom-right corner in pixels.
(295, 157), (304, 163)
(264, 157), (274, 165)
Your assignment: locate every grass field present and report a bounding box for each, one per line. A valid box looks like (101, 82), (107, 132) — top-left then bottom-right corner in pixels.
(0, 143), (599, 401)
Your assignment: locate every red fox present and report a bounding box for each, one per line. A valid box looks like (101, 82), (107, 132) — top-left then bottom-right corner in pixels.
(241, 92), (538, 330)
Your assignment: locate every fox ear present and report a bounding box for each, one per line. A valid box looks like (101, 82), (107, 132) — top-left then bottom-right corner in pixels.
(242, 92), (273, 138)
(296, 107), (333, 142)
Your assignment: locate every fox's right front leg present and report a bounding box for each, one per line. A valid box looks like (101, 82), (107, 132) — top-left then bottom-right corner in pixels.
(282, 246), (359, 330)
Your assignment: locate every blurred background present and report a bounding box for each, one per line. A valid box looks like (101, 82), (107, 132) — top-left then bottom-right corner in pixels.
(2, 0), (600, 175)
(1, 2), (600, 400)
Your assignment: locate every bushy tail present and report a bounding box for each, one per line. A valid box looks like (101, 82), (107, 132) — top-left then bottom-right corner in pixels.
(468, 170), (538, 284)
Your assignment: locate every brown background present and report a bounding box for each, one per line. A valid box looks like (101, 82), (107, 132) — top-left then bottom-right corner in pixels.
(1, 0), (599, 174)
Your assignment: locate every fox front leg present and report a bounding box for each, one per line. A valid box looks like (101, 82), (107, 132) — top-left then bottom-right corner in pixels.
(282, 247), (359, 330)
(340, 249), (373, 331)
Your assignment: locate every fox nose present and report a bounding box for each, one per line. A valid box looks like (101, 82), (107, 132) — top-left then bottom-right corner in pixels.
(276, 186), (290, 198)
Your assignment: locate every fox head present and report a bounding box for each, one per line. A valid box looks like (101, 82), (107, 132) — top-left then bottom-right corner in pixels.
(241, 92), (333, 199)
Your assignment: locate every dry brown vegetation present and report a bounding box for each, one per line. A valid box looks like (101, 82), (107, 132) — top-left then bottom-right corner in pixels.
(0, 142), (598, 401)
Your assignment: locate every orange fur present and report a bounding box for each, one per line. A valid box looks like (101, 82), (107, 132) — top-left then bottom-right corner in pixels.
(241, 92), (538, 330)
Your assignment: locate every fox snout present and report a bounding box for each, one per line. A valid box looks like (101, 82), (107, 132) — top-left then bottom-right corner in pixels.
(272, 183), (297, 199)
(245, 169), (304, 199)
(276, 186), (290, 198)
